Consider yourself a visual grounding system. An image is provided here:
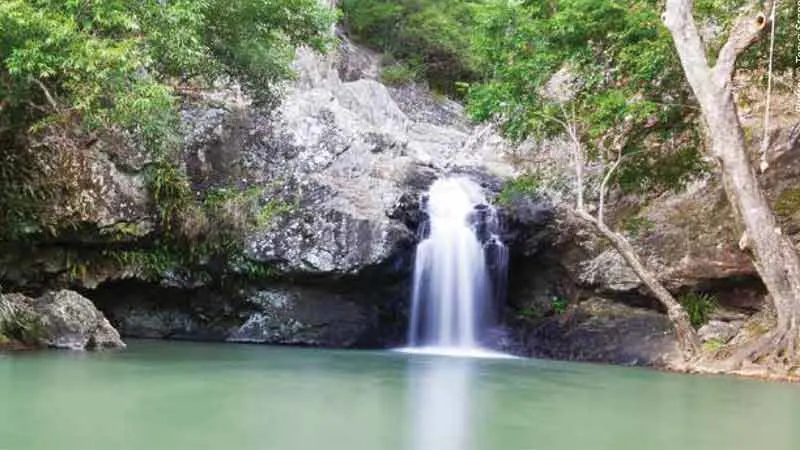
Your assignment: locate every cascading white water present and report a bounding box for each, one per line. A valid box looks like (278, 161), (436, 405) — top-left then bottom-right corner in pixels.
(406, 177), (508, 353)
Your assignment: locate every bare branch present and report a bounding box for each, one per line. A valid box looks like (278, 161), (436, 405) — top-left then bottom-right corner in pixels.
(598, 147), (623, 225)
(534, 107), (585, 211)
(559, 104), (585, 211)
(713, 9), (769, 85)
(788, 122), (800, 150)
(30, 77), (60, 112)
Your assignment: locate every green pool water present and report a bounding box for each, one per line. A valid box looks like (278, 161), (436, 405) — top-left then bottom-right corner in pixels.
(1, 341), (798, 450)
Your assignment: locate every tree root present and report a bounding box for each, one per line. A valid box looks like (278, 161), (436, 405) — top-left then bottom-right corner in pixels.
(728, 326), (799, 370)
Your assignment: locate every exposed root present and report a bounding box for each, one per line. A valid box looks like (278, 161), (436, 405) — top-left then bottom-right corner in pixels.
(728, 326), (800, 370)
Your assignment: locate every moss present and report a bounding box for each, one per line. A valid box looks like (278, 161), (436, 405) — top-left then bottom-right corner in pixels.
(745, 320), (771, 337)
(1, 310), (46, 346)
(774, 188), (800, 218)
(703, 338), (725, 352)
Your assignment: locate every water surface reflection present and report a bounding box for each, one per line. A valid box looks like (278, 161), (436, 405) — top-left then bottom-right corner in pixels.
(407, 356), (476, 450)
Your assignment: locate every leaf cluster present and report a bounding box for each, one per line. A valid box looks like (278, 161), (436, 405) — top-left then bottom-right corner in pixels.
(0, 0), (332, 240)
(466, 0), (708, 194)
(341, 0), (481, 95)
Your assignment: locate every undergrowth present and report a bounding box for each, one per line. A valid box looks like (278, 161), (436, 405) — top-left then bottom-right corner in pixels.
(679, 292), (717, 328)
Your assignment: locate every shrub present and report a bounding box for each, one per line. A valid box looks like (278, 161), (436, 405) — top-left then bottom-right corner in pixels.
(380, 63), (419, 85)
(679, 292), (718, 328)
(497, 173), (542, 205)
(341, 0), (478, 95)
(551, 296), (568, 315)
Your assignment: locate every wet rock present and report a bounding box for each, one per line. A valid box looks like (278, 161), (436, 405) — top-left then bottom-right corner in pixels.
(228, 288), (378, 347)
(521, 297), (680, 366)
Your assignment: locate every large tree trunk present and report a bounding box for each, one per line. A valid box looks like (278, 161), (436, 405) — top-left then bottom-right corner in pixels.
(664, 0), (800, 364)
(575, 211), (701, 358)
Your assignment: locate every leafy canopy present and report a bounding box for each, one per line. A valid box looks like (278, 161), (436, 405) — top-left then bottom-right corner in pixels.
(1, 0), (333, 141)
(341, 0), (481, 95)
(0, 0), (333, 238)
(466, 0), (783, 194)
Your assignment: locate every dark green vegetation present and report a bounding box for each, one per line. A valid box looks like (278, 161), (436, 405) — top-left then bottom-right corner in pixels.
(679, 292), (718, 328)
(341, 0), (479, 95)
(0, 0), (333, 241)
(497, 172), (542, 206)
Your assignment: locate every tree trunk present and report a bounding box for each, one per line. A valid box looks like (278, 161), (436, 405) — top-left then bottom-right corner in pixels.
(664, 0), (800, 364)
(576, 210), (701, 358)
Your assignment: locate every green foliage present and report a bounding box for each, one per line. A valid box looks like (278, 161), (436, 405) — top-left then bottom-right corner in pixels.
(380, 63), (419, 85)
(623, 216), (656, 238)
(498, 173), (542, 205)
(103, 248), (183, 281)
(465, 0), (712, 195)
(616, 142), (709, 194)
(517, 294), (568, 322)
(146, 160), (193, 232)
(679, 292), (718, 328)
(0, 0), (333, 240)
(342, 0), (479, 95)
(703, 338), (725, 352)
(695, 0), (794, 71)
(517, 304), (545, 321)
(86, 183), (293, 284)
(550, 296), (568, 315)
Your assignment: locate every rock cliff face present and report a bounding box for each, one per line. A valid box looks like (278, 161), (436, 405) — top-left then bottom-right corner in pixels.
(0, 35), (525, 349)
(185, 42), (513, 276)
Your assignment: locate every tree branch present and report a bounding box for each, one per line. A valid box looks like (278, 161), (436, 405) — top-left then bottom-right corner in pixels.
(30, 77), (60, 112)
(663, 0), (714, 99)
(560, 104), (585, 211)
(534, 107), (585, 211)
(598, 147), (623, 226)
(712, 7), (769, 85)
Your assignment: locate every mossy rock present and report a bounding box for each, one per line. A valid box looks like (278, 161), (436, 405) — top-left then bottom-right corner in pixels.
(775, 187), (800, 220)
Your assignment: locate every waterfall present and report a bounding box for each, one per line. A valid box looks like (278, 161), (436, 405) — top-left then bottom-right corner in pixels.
(405, 177), (508, 353)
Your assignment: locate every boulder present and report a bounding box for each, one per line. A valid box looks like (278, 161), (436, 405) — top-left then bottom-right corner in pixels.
(698, 320), (741, 344)
(0, 290), (125, 350)
(520, 297), (680, 366)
